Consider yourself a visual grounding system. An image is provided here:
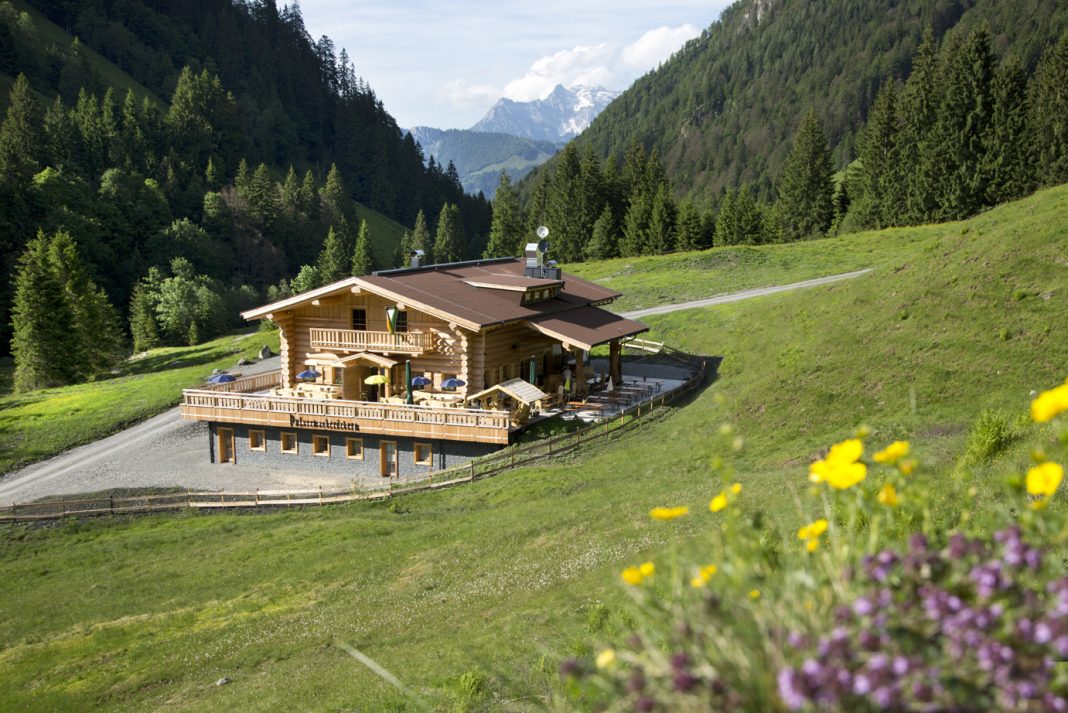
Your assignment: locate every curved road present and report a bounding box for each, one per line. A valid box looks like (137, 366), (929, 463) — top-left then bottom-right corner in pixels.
(0, 268), (872, 504)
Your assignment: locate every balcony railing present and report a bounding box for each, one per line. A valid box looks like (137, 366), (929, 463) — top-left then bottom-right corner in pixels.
(180, 388), (510, 444)
(308, 328), (437, 354)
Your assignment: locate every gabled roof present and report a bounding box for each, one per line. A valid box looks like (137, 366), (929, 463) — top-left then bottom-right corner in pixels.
(466, 378), (549, 405)
(242, 258), (631, 334)
(524, 306), (648, 351)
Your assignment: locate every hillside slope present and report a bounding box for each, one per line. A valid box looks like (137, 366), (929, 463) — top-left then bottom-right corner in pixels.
(1, 186), (1066, 710)
(569, 0), (1068, 198)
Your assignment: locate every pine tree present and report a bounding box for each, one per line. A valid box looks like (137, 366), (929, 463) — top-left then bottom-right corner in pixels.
(351, 219), (374, 275)
(12, 233), (72, 391)
(774, 109), (834, 240)
(585, 204), (618, 260)
(316, 226), (350, 283)
(410, 209), (432, 263)
(620, 193), (650, 257)
(545, 144), (585, 261)
(484, 172), (524, 258)
(716, 186), (766, 245)
(0, 74), (41, 184)
(393, 229), (413, 268)
(645, 184), (676, 254)
(433, 203), (465, 264)
(1030, 29), (1068, 187)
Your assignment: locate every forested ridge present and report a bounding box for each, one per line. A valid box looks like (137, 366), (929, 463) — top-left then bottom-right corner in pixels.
(553, 0), (1068, 200)
(0, 0), (493, 388)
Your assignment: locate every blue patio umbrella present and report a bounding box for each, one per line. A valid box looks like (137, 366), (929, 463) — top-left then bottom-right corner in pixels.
(297, 369), (321, 381)
(207, 373), (236, 384)
(441, 378), (466, 390)
(410, 376), (431, 387)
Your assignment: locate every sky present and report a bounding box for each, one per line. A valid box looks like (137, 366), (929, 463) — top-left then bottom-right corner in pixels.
(292, 1), (734, 130)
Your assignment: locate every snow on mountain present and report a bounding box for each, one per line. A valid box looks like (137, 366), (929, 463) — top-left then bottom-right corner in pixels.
(470, 84), (619, 143)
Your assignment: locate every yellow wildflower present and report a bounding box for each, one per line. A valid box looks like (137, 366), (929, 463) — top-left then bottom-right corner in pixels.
(709, 492), (728, 512)
(596, 649), (616, 669)
(748, 588), (761, 600)
(621, 566), (644, 585)
(730, 482), (742, 495)
(1031, 380), (1068, 423)
(639, 561), (655, 577)
(798, 518), (829, 552)
(650, 506), (689, 521)
(877, 483), (899, 507)
(690, 564), (718, 588)
(873, 441), (910, 465)
(1026, 461), (1064, 498)
(898, 459), (917, 476)
(805, 538), (819, 552)
(809, 439), (867, 489)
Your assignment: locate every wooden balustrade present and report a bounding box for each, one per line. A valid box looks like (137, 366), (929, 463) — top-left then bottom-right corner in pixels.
(308, 328), (436, 354)
(181, 389), (510, 443)
(202, 370), (283, 393)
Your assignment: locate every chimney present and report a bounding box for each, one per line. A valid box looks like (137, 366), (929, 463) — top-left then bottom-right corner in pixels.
(524, 239), (548, 278)
(409, 249), (425, 268)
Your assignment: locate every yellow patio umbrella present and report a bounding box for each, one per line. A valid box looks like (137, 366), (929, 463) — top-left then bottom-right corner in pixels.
(364, 374), (389, 385)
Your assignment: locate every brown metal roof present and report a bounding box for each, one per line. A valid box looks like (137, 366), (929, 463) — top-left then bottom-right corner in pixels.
(358, 259), (622, 329)
(524, 306), (648, 351)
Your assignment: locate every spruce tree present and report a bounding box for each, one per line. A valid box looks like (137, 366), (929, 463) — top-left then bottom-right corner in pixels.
(351, 219), (374, 276)
(932, 28), (996, 220)
(985, 61), (1033, 204)
(585, 204), (618, 260)
(394, 230), (413, 268)
(673, 199), (704, 252)
(717, 186), (766, 245)
(410, 209), (432, 263)
(316, 226), (350, 283)
(11, 232), (77, 391)
(620, 193), (650, 257)
(645, 184), (676, 254)
(900, 29), (942, 224)
(47, 231), (125, 378)
(129, 277), (161, 353)
(0, 74), (41, 185)
(432, 203), (465, 264)
(1030, 29), (1068, 187)
(484, 172), (524, 258)
(853, 81), (903, 229)
(545, 144), (585, 261)
(774, 109), (834, 241)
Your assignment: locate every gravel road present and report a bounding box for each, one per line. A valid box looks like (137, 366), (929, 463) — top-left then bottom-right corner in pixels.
(0, 268), (872, 504)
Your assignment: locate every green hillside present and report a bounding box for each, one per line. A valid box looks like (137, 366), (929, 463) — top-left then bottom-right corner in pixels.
(566, 0), (1068, 198)
(1, 186), (1066, 710)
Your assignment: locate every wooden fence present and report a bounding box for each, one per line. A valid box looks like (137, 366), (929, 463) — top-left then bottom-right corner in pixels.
(2, 351), (709, 524)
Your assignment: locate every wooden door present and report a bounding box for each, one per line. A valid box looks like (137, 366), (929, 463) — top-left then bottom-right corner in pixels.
(380, 441), (398, 478)
(218, 428), (235, 464)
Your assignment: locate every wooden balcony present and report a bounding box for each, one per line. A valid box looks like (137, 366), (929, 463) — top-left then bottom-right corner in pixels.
(308, 328), (437, 354)
(180, 387), (510, 444)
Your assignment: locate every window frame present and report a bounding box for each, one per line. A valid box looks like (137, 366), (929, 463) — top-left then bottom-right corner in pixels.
(249, 429), (266, 451)
(414, 442), (432, 466)
(395, 310), (408, 333)
(280, 431), (298, 454)
(345, 437), (364, 460)
(351, 308), (367, 331)
(312, 434), (331, 457)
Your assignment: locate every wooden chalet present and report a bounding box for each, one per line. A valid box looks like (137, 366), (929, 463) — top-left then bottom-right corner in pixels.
(181, 248), (647, 477)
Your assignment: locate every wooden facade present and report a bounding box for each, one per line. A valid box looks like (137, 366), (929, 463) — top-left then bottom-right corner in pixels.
(180, 258), (647, 450)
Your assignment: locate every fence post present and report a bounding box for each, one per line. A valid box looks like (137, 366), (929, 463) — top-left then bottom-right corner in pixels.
(319, 486), (323, 504)
(469, 461), (475, 480)
(255, 489), (260, 506)
(109, 494), (114, 516)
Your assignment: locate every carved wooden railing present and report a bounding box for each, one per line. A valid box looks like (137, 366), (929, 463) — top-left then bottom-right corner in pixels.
(201, 370), (283, 393)
(181, 390), (510, 434)
(308, 328), (436, 354)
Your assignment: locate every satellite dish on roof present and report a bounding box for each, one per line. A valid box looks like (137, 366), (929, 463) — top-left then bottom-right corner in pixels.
(536, 225), (549, 239)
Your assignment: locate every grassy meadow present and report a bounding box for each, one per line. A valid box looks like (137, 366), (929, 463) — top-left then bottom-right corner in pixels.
(1, 185), (1067, 710)
(0, 329), (279, 474)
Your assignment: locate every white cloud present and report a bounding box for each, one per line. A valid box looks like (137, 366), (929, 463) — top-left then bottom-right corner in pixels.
(433, 80), (501, 109)
(621, 24), (700, 69)
(495, 23), (700, 104)
(501, 43), (617, 101)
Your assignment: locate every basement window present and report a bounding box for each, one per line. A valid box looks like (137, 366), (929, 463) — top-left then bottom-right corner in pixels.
(312, 435), (330, 457)
(249, 430), (266, 451)
(346, 438), (364, 460)
(414, 442), (432, 466)
(281, 432), (298, 454)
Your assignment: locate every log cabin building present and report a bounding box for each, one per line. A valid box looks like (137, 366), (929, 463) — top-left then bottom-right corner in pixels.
(180, 246), (647, 478)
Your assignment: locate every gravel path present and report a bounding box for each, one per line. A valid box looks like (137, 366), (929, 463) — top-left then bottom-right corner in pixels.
(0, 269), (872, 504)
(617, 268), (873, 319)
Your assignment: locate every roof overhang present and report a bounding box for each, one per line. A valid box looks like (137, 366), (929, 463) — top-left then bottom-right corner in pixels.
(467, 377), (549, 405)
(523, 306), (648, 352)
(304, 351), (399, 369)
(242, 277), (361, 321)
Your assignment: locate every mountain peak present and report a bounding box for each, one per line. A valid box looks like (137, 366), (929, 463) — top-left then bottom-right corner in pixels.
(470, 84), (618, 143)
